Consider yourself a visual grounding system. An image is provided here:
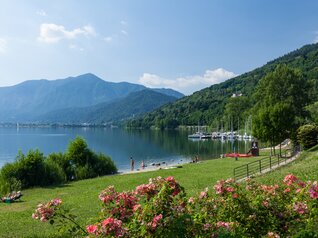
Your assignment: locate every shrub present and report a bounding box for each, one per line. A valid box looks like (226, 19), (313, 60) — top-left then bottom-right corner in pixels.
(93, 153), (117, 176)
(0, 150), (66, 190)
(44, 159), (67, 185)
(0, 137), (117, 191)
(297, 124), (318, 150)
(33, 175), (318, 237)
(65, 137), (117, 180)
(47, 153), (73, 181)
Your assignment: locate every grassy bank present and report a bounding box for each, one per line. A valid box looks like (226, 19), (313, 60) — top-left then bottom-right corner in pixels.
(256, 145), (318, 184)
(0, 156), (260, 237)
(1, 147), (318, 238)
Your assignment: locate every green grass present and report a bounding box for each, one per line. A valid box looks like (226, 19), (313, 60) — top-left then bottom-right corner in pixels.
(0, 156), (260, 238)
(255, 145), (318, 184)
(2, 146), (318, 238)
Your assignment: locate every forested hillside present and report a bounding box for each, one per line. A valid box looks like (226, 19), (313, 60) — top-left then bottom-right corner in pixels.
(129, 43), (318, 129)
(37, 90), (179, 124)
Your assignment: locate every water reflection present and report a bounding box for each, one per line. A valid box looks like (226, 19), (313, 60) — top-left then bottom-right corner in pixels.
(0, 127), (254, 172)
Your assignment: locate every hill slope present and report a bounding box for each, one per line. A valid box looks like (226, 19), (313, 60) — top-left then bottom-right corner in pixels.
(129, 43), (318, 129)
(37, 90), (179, 124)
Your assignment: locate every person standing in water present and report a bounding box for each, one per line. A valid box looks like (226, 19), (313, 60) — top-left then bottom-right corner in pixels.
(130, 157), (135, 171)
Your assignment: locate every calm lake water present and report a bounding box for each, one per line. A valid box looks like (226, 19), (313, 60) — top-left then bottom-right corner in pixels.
(0, 127), (253, 172)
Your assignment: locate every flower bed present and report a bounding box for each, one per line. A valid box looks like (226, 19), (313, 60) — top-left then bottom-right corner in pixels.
(33, 174), (318, 237)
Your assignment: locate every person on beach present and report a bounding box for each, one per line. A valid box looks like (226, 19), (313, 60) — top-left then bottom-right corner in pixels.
(130, 157), (135, 171)
(141, 160), (145, 169)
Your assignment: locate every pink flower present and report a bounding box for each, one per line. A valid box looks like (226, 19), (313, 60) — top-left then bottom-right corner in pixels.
(232, 193), (238, 198)
(165, 176), (175, 183)
(204, 223), (212, 230)
(32, 198), (62, 223)
(132, 204), (142, 213)
(199, 188), (208, 199)
(309, 181), (318, 199)
(283, 187), (290, 193)
(86, 225), (98, 234)
(51, 198), (62, 206)
(283, 174), (298, 186)
(294, 202), (308, 214)
(151, 214), (163, 230)
(188, 197), (195, 203)
(295, 188), (302, 194)
(226, 187), (234, 193)
(263, 200), (269, 208)
(214, 180), (224, 194)
(102, 217), (115, 227)
(260, 185), (279, 195)
(98, 217), (125, 237)
(267, 231), (280, 238)
(99, 186), (117, 203)
(216, 221), (233, 231)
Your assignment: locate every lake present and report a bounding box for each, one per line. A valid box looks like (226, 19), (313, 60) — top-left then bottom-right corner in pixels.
(0, 127), (253, 172)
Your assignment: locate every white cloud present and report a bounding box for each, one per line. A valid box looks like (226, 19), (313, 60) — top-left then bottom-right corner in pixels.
(38, 23), (96, 43)
(139, 68), (237, 95)
(120, 20), (127, 25)
(0, 38), (7, 53)
(36, 10), (47, 16)
(69, 44), (84, 51)
(104, 36), (113, 42)
(121, 30), (128, 35)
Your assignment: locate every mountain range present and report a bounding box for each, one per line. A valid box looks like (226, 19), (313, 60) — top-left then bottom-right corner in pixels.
(0, 73), (184, 123)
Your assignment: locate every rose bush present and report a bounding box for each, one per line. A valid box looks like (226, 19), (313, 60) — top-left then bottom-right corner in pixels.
(33, 174), (318, 237)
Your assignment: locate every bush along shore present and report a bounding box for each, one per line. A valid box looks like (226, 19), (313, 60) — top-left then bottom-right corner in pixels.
(32, 173), (318, 237)
(0, 137), (117, 195)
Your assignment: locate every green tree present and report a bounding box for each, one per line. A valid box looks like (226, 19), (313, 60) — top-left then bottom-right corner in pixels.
(297, 124), (318, 150)
(66, 136), (91, 166)
(306, 101), (318, 124)
(223, 96), (250, 131)
(253, 64), (310, 155)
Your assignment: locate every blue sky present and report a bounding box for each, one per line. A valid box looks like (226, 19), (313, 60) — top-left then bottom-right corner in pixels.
(0, 0), (317, 95)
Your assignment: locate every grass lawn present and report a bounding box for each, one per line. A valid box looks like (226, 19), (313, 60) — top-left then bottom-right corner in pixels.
(0, 156), (261, 238)
(255, 145), (318, 185)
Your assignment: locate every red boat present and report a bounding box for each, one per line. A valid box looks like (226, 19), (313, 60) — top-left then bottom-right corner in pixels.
(225, 153), (252, 158)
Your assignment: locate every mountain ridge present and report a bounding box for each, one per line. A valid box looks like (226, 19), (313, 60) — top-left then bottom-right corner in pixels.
(0, 73), (184, 122)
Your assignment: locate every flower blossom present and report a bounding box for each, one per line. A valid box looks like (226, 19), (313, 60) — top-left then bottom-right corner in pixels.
(293, 202), (308, 215)
(260, 185), (279, 195)
(188, 197), (195, 204)
(216, 221), (234, 231)
(309, 181), (318, 199)
(86, 225), (98, 235)
(283, 174), (298, 186)
(151, 214), (163, 230)
(32, 198), (62, 222)
(98, 217), (126, 237)
(267, 231), (280, 238)
(200, 188), (208, 199)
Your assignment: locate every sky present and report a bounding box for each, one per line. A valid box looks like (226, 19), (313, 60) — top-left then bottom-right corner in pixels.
(0, 0), (318, 95)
